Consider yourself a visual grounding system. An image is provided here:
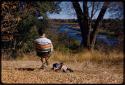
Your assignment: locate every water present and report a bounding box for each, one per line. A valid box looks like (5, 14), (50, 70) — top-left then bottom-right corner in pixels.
(58, 24), (119, 46)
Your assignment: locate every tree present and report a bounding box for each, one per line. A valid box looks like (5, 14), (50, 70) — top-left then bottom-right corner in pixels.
(72, 1), (110, 50)
(1, 1), (61, 58)
(16, 1), (61, 54)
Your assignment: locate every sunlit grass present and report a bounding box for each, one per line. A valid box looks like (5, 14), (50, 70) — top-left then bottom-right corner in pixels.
(49, 49), (123, 64)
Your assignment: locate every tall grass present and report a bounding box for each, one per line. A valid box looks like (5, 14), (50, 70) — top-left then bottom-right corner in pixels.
(12, 46), (123, 65)
(50, 49), (123, 64)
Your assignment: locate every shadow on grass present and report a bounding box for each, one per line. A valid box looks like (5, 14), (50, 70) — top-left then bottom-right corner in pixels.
(15, 68), (36, 71)
(14, 67), (51, 71)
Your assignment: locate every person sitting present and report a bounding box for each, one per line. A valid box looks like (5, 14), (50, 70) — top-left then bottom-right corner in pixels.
(34, 28), (53, 69)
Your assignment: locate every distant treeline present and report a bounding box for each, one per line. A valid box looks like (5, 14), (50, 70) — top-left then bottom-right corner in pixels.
(49, 19), (78, 23)
(49, 19), (123, 23)
(49, 19), (123, 31)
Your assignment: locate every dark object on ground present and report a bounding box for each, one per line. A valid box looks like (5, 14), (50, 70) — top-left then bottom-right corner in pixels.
(52, 62), (74, 73)
(66, 68), (73, 72)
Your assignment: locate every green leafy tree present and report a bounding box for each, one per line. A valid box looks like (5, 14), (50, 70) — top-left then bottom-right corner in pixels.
(1, 1), (61, 58)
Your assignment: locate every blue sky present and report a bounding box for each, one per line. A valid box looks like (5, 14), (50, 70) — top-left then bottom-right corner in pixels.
(47, 2), (111, 19)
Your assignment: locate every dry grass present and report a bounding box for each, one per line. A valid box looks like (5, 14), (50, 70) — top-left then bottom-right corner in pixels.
(1, 50), (124, 84)
(50, 50), (123, 64)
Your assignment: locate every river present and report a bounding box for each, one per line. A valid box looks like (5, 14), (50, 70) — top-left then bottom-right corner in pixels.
(58, 24), (118, 46)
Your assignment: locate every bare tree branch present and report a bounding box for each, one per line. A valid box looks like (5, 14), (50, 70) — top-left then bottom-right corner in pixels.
(90, 2), (94, 19)
(72, 2), (83, 19)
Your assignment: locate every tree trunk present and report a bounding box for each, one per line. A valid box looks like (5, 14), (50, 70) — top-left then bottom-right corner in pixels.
(82, 1), (90, 49)
(72, 1), (110, 50)
(90, 1), (110, 50)
(72, 2), (89, 49)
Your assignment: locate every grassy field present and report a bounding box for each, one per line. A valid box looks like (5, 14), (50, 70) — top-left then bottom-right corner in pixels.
(1, 22), (123, 84)
(1, 50), (124, 84)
